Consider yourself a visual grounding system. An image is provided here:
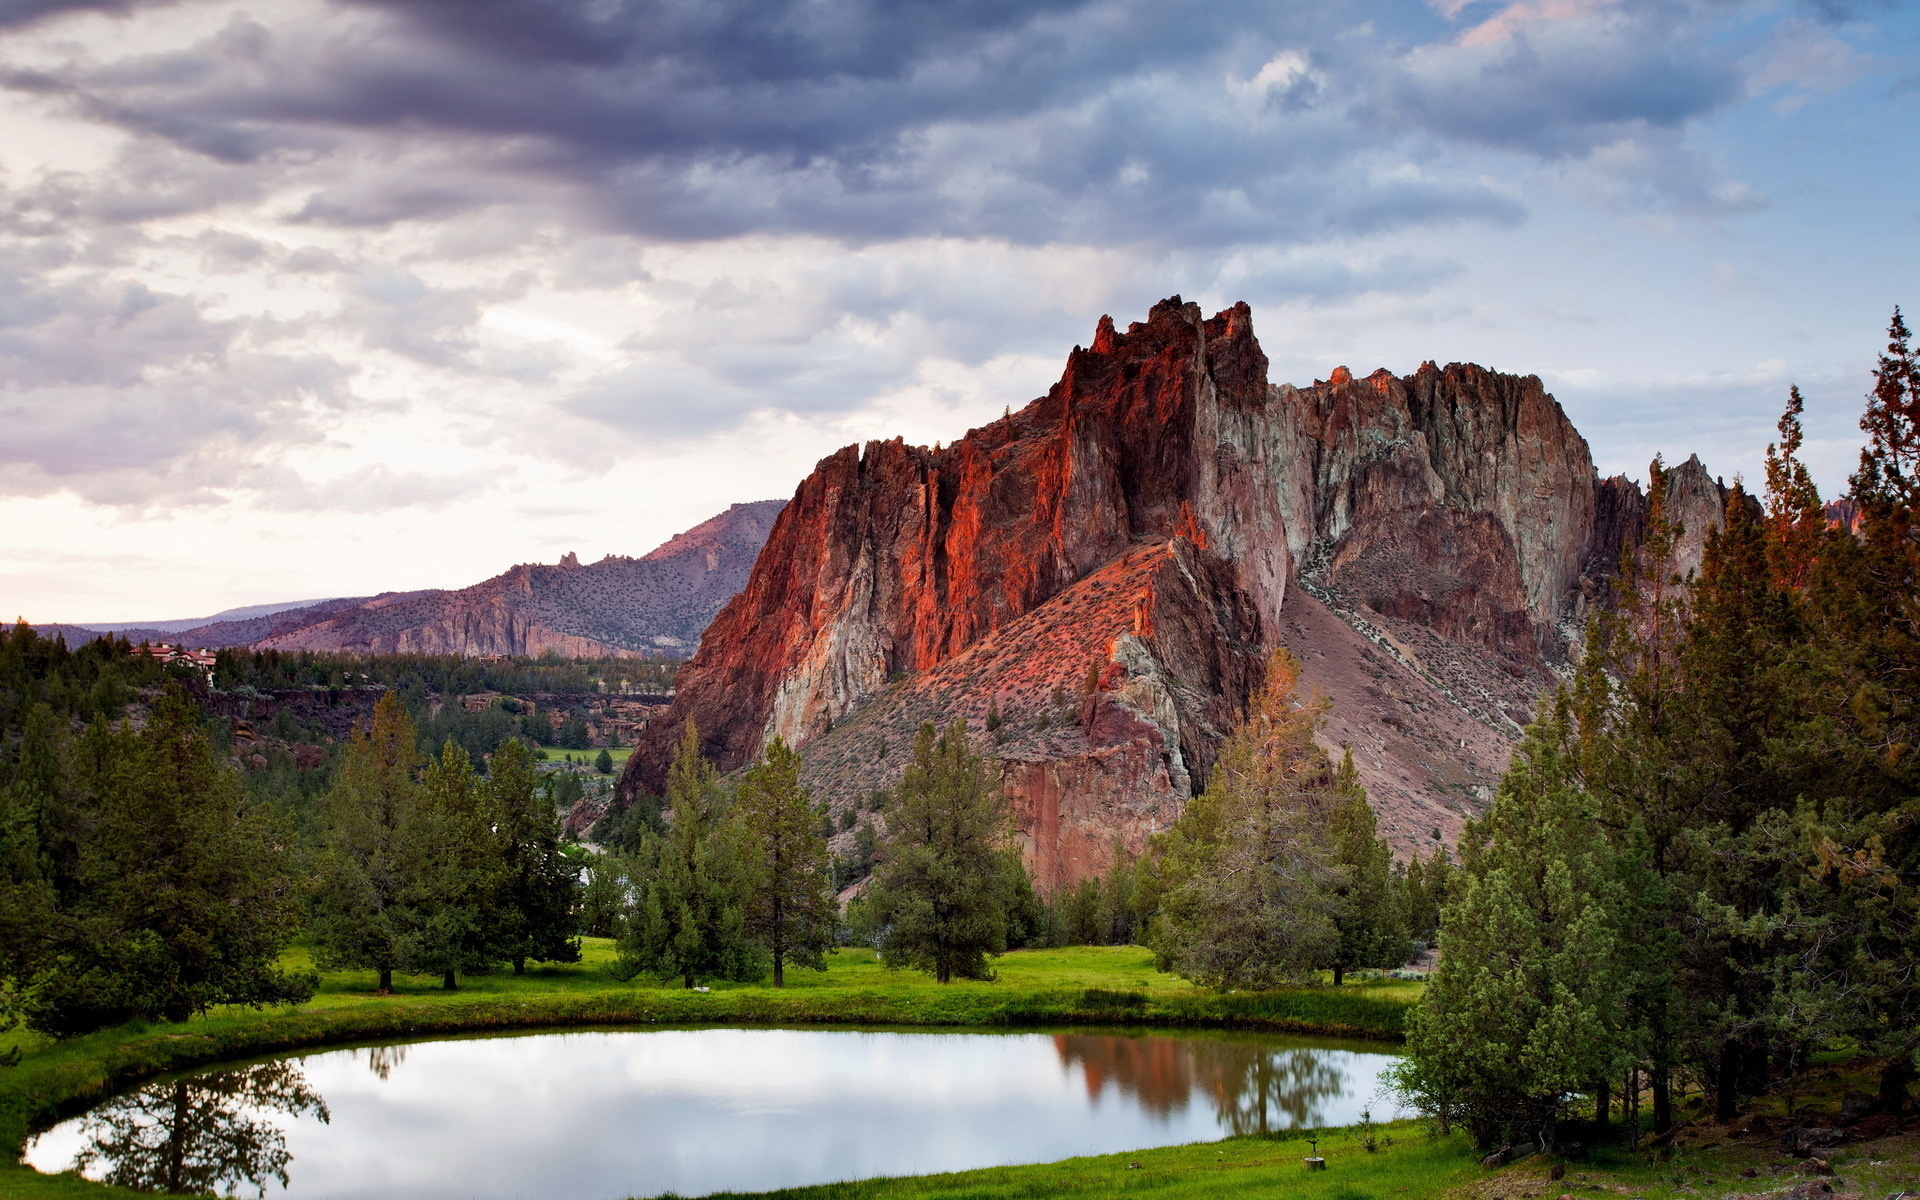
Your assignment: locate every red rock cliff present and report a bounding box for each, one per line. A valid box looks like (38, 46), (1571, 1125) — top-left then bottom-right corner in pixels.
(619, 298), (1695, 882)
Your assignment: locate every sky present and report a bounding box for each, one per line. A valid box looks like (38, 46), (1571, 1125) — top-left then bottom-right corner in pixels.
(2, 0), (1916, 624)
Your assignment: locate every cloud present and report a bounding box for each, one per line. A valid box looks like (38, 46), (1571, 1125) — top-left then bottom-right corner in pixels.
(0, 0), (1898, 540)
(0, 0), (1779, 250)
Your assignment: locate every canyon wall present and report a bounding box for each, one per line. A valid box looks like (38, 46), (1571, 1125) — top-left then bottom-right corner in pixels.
(619, 298), (1704, 880)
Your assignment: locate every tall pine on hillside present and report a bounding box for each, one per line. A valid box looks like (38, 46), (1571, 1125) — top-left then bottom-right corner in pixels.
(614, 722), (761, 987)
(733, 736), (834, 986)
(866, 721), (1025, 983)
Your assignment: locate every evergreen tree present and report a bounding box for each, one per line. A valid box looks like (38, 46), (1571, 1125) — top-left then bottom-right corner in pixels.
(733, 736), (834, 985)
(30, 690), (314, 1035)
(1327, 747), (1408, 983)
(310, 694), (420, 994)
(578, 852), (629, 940)
(865, 721), (1024, 983)
(1150, 650), (1339, 990)
(397, 741), (505, 989)
(594, 748), (613, 774)
(1792, 308), (1920, 1112)
(613, 722), (761, 987)
(490, 738), (581, 975)
(1396, 708), (1634, 1150)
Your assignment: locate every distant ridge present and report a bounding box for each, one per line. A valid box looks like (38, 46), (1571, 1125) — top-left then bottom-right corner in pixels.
(78, 598), (344, 634)
(25, 500), (786, 659)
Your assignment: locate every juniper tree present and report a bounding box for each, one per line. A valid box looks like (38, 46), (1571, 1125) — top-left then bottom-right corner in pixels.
(733, 736), (834, 986)
(866, 721), (1025, 983)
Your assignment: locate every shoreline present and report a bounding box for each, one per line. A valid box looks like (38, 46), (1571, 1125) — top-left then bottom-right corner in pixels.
(1, 977), (1411, 1200)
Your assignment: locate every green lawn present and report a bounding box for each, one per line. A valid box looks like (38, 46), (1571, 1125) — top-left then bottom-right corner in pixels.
(546, 746), (631, 770)
(689, 1121), (1478, 1200)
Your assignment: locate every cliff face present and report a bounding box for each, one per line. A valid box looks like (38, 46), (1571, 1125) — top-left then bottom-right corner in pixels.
(628, 299), (1290, 794)
(246, 500), (785, 658)
(621, 297), (1697, 880)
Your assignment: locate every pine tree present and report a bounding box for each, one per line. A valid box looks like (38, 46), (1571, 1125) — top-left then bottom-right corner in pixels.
(1150, 650), (1339, 990)
(397, 741), (506, 990)
(866, 721), (1024, 983)
(490, 738), (581, 976)
(733, 736), (834, 986)
(30, 689), (314, 1034)
(1794, 308), (1920, 1112)
(613, 722), (761, 987)
(1327, 747), (1408, 984)
(310, 694), (420, 994)
(1397, 708), (1634, 1151)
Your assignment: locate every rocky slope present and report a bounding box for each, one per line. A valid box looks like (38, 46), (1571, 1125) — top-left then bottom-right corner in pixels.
(621, 298), (1718, 880)
(92, 501), (784, 658)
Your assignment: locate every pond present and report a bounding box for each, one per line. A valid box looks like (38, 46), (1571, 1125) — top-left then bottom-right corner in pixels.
(26, 1027), (1406, 1200)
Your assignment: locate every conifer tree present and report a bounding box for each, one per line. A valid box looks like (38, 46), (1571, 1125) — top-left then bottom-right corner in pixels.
(490, 738), (581, 975)
(1327, 748), (1408, 984)
(1150, 650), (1339, 989)
(1795, 307), (1920, 1112)
(397, 741), (506, 990)
(311, 693), (420, 994)
(866, 721), (1024, 983)
(613, 722), (761, 987)
(30, 690), (314, 1034)
(1397, 708), (1633, 1151)
(733, 736), (834, 986)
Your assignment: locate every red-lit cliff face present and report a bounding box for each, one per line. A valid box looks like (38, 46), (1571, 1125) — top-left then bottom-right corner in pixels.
(625, 298), (1290, 798)
(619, 297), (1678, 882)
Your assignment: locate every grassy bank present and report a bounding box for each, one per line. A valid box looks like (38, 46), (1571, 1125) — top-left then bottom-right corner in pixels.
(687, 1120), (1479, 1200)
(2, 944), (1418, 1200)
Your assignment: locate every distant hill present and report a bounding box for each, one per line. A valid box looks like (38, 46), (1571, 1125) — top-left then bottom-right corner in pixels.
(77, 598), (343, 634)
(25, 500), (786, 659)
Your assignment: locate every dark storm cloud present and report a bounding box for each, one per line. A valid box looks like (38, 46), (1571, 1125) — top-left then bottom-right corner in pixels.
(0, 0), (176, 28)
(0, 0), (1768, 247)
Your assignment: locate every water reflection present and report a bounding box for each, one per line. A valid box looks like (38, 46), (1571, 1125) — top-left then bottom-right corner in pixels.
(362, 1044), (406, 1081)
(1053, 1035), (1347, 1134)
(67, 1061), (328, 1199)
(29, 1029), (1398, 1200)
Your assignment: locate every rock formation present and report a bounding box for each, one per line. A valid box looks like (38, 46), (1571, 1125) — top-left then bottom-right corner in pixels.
(620, 298), (1714, 881)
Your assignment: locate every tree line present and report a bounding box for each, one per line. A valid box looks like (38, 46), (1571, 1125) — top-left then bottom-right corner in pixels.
(1395, 309), (1920, 1151)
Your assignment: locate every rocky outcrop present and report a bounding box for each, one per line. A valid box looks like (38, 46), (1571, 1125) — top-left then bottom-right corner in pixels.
(620, 297), (1713, 884)
(240, 500), (784, 658)
(627, 299), (1290, 797)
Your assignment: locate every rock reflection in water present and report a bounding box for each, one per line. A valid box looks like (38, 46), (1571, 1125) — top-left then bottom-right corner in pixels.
(66, 1061), (328, 1199)
(1053, 1035), (1346, 1134)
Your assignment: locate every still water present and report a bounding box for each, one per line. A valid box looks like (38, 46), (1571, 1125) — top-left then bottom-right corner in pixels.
(27, 1027), (1404, 1200)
